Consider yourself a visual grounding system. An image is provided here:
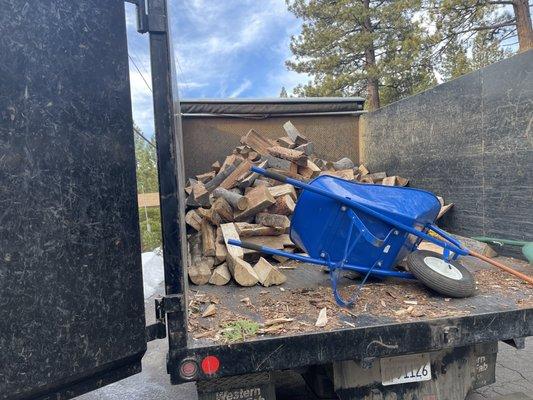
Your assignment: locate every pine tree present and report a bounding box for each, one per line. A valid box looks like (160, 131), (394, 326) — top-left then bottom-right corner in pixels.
(279, 86), (289, 98)
(438, 38), (472, 80)
(134, 125), (158, 194)
(286, 0), (435, 110)
(133, 125), (162, 251)
(429, 0), (532, 59)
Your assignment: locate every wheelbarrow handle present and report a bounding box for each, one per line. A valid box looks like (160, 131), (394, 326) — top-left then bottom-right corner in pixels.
(227, 239), (416, 280)
(250, 166), (469, 257)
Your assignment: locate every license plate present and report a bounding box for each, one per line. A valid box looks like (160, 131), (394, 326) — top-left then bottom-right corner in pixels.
(380, 353), (432, 386)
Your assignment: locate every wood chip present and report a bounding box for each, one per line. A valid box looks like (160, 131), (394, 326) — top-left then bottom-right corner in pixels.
(201, 304), (216, 318)
(315, 307), (328, 327)
(263, 317), (294, 326)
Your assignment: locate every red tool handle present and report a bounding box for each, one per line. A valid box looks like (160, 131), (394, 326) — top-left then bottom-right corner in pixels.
(469, 250), (533, 285)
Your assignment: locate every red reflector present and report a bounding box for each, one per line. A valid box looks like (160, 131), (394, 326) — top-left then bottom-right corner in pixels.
(179, 359), (198, 379)
(201, 355), (220, 375)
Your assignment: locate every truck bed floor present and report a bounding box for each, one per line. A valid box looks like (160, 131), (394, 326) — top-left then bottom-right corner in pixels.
(187, 256), (533, 348)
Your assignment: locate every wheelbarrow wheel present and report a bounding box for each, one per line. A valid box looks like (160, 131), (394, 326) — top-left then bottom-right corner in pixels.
(407, 250), (475, 298)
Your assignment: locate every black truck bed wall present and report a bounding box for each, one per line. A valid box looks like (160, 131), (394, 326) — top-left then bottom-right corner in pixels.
(361, 50), (533, 258)
(0, 1), (146, 399)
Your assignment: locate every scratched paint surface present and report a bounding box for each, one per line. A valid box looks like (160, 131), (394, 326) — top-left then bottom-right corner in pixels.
(361, 51), (533, 258)
(0, 1), (146, 399)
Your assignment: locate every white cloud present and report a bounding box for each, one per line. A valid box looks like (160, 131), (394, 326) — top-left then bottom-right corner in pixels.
(229, 79), (252, 98)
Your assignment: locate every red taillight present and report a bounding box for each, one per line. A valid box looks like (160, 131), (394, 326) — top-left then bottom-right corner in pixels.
(201, 355), (220, 375)
(179, 358), (198, 380)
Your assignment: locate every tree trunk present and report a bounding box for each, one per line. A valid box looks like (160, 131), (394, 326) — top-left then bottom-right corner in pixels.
(513, 0), (533, 52)
(363, 0), (380, 111)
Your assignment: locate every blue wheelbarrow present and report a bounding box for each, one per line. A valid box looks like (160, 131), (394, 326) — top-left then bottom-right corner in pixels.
(228, 167), (476, 307)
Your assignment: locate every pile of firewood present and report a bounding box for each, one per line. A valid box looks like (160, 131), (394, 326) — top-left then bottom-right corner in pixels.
(184, 121), (451, 287)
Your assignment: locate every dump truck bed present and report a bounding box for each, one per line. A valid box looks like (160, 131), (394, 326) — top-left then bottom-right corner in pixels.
(168, 255), (533, 384)
(187, 255), (533, 347)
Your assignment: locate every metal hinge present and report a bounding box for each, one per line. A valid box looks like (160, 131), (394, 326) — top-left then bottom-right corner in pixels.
(125, 0), (166, 34)
(146, 294), (184, 342)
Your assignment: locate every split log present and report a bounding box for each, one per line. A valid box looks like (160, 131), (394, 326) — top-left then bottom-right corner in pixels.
(381, 175), (409, 187)
(276, 137), (296, 148)
(264, 154), (292, 171)
(245, 234), (291, 249)
(283, 121), (308, 146)
(437, 203), (454, 219)
(381, 176), (396, 186)
(298, 159), (321, 179)
(213, 187), (248, 210)
(188, 233), (213, 285)
(212, 197), (234, 222)
(238, 160), (268, 190)
(209, 262), (231, 286)
(251, 179), (272, 188)
(267, 146), (307, 166)
(201, 220), (216, 257)
(219, 154), (242, 173)
(254, 257), (286, 287)
(185, 209), (203, 231)
(268, 184), (297, 200)
(419, 235), (497, 258)
(189, 182), (210, 207)
(289, 162), (299, 175)
(267, 168), (309, 182)
(366, 172), (387, 182)
(247, 151), (260, 161)
(320, 169), (355, 180)
(395, 176), (409, 187)
(241, 129), (274, 155)
(197, 207), (222, 226)
(220, 223), (244, 259)
(211, 160), (221, 173)
(357, 164), (369, 175)
(295, 142), (314, 156)
(234, 185), (276, 220)
(204, 164), (236, 192)
(215, 241), (227, 264)
(360, 175), (374, 184)
(333, 157), (354, 171)
(235, 222), (285, 237)
(267, 194), (295, 216)
(219, 160), (253, 190)
(196, 171), (215, 183)
(314, 159), (328, 170)
(256, 212), (290, 229)
(227, 254), (259, 287)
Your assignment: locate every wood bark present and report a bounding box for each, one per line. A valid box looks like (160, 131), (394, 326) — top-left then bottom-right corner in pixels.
(363, 0), (380, 111)
(513, 0), (533, 52)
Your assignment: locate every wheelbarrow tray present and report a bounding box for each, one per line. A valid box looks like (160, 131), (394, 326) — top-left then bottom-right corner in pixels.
(290, 175), (442, 271)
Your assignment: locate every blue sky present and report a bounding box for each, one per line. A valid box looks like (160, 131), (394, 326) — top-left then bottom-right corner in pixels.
(125, 1), (309, 137)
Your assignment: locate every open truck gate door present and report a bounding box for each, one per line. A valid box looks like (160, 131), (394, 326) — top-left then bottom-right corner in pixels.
(0, 1), (165, 398)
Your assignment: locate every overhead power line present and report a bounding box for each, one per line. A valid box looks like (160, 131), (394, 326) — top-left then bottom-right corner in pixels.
(134, 126), (156, 149)
(128, 54), (153, 93)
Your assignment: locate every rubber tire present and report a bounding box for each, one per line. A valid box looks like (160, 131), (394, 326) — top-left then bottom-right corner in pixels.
(406, 250), (475, 298)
